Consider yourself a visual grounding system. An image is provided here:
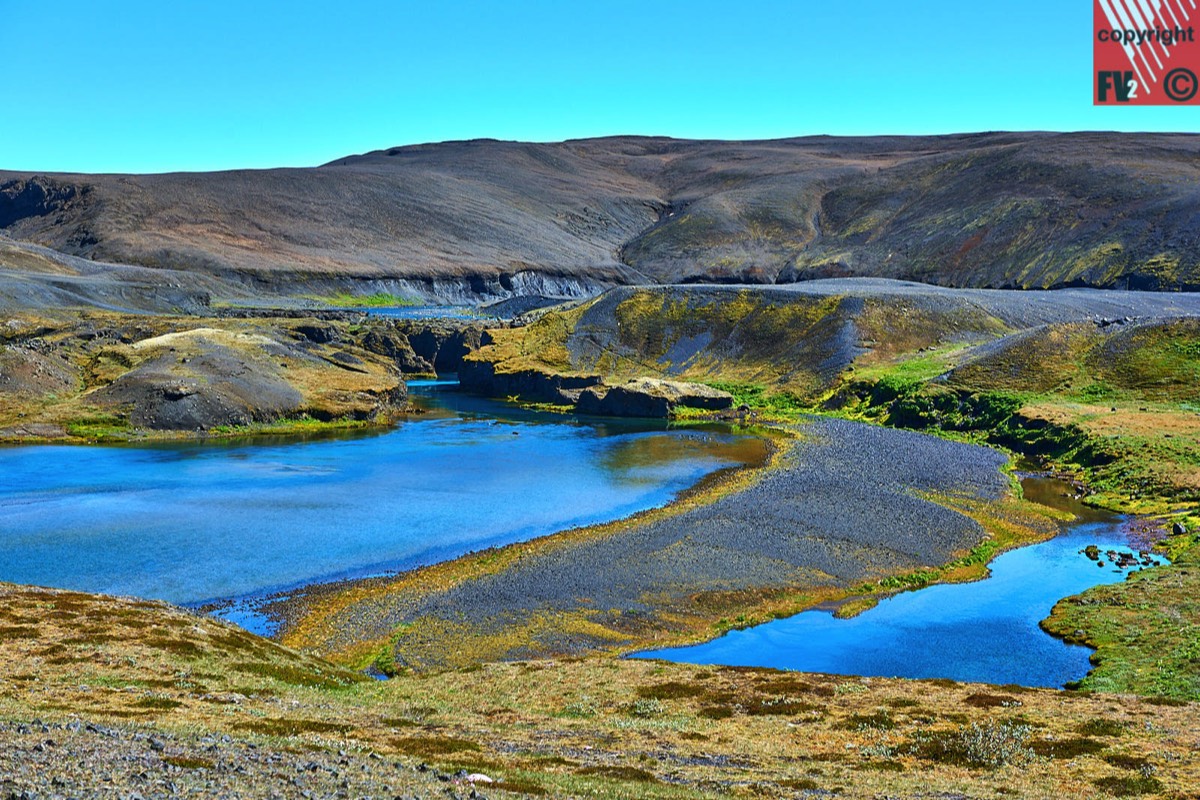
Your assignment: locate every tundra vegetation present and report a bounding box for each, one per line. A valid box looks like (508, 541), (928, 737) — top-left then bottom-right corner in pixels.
(1, 583), (1198, 798)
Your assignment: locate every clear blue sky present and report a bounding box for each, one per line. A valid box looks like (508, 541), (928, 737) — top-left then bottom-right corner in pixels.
(3, 0), (1196, 173)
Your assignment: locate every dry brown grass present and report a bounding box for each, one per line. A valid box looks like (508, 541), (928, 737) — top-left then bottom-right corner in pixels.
(1, 582), (1197, 799)
(1022, 402), (1200, 440)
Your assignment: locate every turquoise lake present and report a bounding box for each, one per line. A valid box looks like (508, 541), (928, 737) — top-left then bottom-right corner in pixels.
(639, 479), (1163, 688)
(0, 381), (756, 622)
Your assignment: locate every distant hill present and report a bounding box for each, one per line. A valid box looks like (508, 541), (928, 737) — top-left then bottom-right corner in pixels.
(3, 132), (1199, 301)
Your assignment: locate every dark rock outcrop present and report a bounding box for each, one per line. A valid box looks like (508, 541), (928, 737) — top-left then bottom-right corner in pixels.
(359, 326), (433, 374)
(294, 322), (338, 344)
(0, 177), (87, 228)
(577, 378), (734, 418)
(459, 359), (602, 404)
(399, 321), (485, 373)
(354, 320), (486, 375)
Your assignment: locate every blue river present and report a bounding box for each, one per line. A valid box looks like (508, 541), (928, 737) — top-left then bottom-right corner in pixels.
(639, 479), (1163, 688)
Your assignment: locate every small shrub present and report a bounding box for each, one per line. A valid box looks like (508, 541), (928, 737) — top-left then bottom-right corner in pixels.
(576, 765), (659, 783)
(1031, 737), (1107, 759)
(379, 716), (419, 728)
(236, 718), (353, 737)
(560, 696), (598, 718)
(627, 697), (665, 718)
(135, 697), (183, 710)
(833, 681), (869, 695)
(744, 696), (820, 716)
(959, 721), (1035, 767)
(635, 681), (707, 699)
(1103, 754), (1153, 772)
(886, 698), (922, 709)
(1092, 775), (1163, 796)
(1079, 719), (1129, 737)
(698, 705), (734, 720)
(99, 709), (155, 719)
(492, 777), (548, 796)
(913, 720), (1035, 768)
(754, 677), (814, 694)
(143, 637), (206, 658)
(859, 741), (896, 758)
(778, 778), (820, 790)
(163, 756), (214, 770)
(0, 625), (40, 639)
(390, 735), (480, 757)
(964, 693), (1021, 708)
(839, 710), (895, 731)
(62, 633), (125, 646)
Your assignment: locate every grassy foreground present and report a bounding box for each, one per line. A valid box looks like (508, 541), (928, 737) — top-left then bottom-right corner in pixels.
(2, 583), (1197, 799)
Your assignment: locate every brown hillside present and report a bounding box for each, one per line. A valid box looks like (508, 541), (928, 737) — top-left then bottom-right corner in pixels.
(3, 133), (1199, 300)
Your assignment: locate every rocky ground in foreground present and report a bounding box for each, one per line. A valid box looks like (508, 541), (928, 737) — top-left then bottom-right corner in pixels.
(0, 718), (471, 800)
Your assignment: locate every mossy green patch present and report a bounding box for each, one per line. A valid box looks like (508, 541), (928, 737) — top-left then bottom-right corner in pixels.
(305, 292), (418, 308)
(64, 411), (131, 440)
(1043, 541), (1200, 701)
(1092, 774), (1163, 796)
(389, 735), (481, 757)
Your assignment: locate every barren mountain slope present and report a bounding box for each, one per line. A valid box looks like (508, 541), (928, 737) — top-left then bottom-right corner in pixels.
(3, 132), (1199, 299)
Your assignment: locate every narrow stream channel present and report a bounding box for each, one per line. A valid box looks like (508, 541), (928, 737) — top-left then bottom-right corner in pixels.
(638, 477), (1165, 688)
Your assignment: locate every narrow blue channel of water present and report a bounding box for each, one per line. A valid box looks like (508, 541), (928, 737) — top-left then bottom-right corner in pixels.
(0, 382), (754, 624)
(637, 479), (1163, 688)
(356, 306), (481, 320)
